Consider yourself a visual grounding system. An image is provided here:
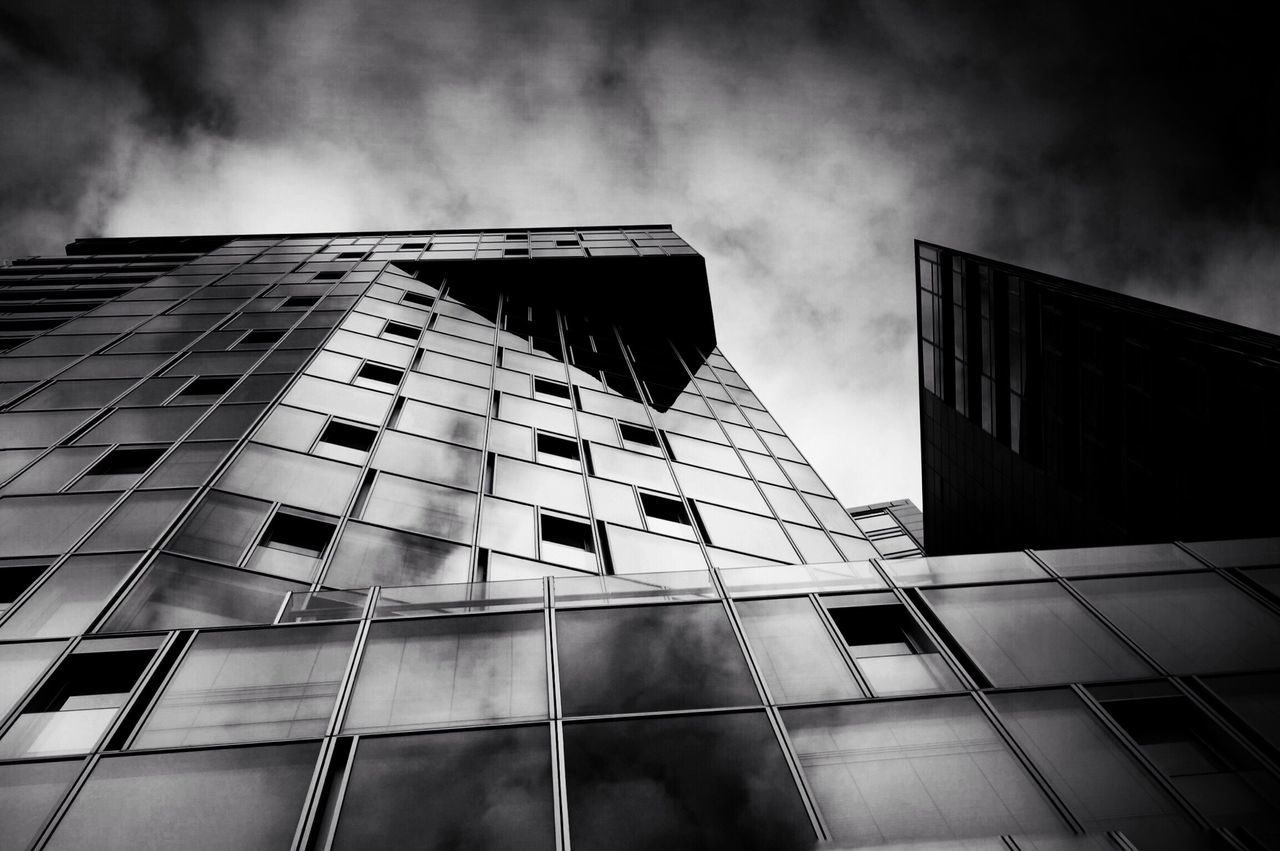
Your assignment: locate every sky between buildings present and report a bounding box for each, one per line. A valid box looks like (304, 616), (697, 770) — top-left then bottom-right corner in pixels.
(3, 0), (1277, 509)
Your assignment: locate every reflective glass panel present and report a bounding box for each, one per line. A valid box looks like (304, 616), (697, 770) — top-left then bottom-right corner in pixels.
(325, 521), (471, 587)
(0, 759), (83, 851)
(0, 554), (138, 639)
(882, 551), (1047, 587)
(1037, 543), (1205, 577)
(736, 596), (864, 703)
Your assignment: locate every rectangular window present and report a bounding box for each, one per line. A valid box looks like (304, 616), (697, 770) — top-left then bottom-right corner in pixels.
(354, 361), (404, 390)
(736, 596), (864, 703)
(535, 432), (580, 471)
(74, 446), (166, 490)
(315, 420), (377, 464)
(245, 510), (336, 581)
(532, 377), (571, 405)
(382, 320), (419, 341)
(540, 513), (596, 571)
(824, 594), (962, 696)
(639, 491), (695, 540)
(619, 422), (661, 451)
(402, 290), (434, 309)
(176, 375), (236, 401)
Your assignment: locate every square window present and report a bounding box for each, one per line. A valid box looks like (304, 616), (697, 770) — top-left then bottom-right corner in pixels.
(281, 296), (319, 309)
(382, 321), (419, 342)
(177, 375), (236, 398)
(260, 511), (335, 558)
(402, 291), (434, 309)
(83, 446), (166, 477)
(236, 329), (284, 349)
(540, 514), (595, 570)
(355, 362), (404, 389)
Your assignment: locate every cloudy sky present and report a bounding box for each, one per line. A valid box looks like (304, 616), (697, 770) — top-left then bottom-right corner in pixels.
(2, 1), (1277, 508)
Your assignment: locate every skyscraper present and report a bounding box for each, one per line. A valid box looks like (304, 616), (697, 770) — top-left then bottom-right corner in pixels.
(916, 240), (1280, 556)
(1, 227), (1277, 850)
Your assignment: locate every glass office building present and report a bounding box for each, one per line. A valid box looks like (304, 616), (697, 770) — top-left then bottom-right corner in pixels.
(917, 241), (1280, 556)
(1, 228), (1277, 849)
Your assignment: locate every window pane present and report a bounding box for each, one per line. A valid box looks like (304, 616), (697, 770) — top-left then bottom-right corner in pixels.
(922, 582), (1155, 686)
(394, 399), (486, 448)
(491, 456), (586, 515)
(736, 597), (863, 703)
(556, 603), (758, 715)
(0, 554), (139, 639)
(989, 689), (1203, 849)
(783, 697), (1066, 845)
(218, 443), (360, 515)
(133, 624), (355, 748)
(343, 613), (546, 732)
(100, 554), (301, 632)
(168, 490), (272, 564)
(360, 474), (476, 543)
(564, 712), (812, 850)
(1073, 572), (1280, 674)
(696, 503), (797, 563)
(140, 441), (235, 488)
(45, 743), (319, 851)
(882, 551), (1047, 587)
(604, 524), (708, 574)
(79, 489), (193, 552)
(0, 759), (83, 851)
(0, 493), (120, 557)
(1185, 537), (1280, 569)
(1037, 543), (1205, 577)
(372, 431), (482, 490)
(283, 375), (393, 425)
(331, 726), (553, 850)
(0, 640), (67, 719)
(325, 521), (471, 587)
(76, 406), (204, 445)
(2, 446), (103, 495)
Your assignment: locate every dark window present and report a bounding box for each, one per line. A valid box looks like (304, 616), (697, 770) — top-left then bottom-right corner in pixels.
(533, 377), (570, 401)
(281, 296), (319, 309)
(0, 563), (45, 614)
(640, 492), (690, 525)
(402, 291), (434, 309)
(400, 242), (427, 250)
(555, 239), (578, 247)
(505, 234), (526, 241)
(177, 376), (236, 398)
(382, 321), (419, 341)
(337, 252), (364, 259)
(536, 432), (579, 461)
(541, 514), (594, 552)
(83, 446), (166, 477)
(259, 511), (335, 558)
(619, 421), (661, 448)
(355, 362), (404, 388)
(504, 248), (529, 257)
(236, 329), (284, 348)
(826, 596), (963, 696)
(318, 421), (377, 453)
(313, 270), (344, 280)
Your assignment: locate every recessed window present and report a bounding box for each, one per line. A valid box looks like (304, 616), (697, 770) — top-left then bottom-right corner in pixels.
(236, 329), (285, 348)
(382, 321), (420, 342)
(316, 421), (377, 464)
(505, 234), (526, 241)
(536, 433), (579, 461)
(504, 248), (529, 257)
(355, 362), (404, 389)
(533, 377), (571, 405)
(640, 492), (689, 525)
(619, 422), (661, 449)
(83, 446), (166, 477)
(282, 296), (320, 309)
(313, 270), (344, 281)
(400, 242), (427, 250)
(0, 563), (45, 615)
(825, 596), (961, 697)
(260, 511), (336, 558)
(402, 291), (434, 309)
(555, 239), (578, 247)
(337, 252), (364, 260)
(540, 513), (596, 571)
(177, 375), (236, 399)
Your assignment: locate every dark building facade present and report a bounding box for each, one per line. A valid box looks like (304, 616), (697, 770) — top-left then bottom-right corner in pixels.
(917, 241), (1280, 556)
(1, 228), (1278, 850)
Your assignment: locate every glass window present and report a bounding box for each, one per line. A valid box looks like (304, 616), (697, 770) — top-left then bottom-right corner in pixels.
(589, 444), (677, 493)
(556, 602), (758, 715)
(133, 623), (355, 748)
(331, 726), (554, 850)
(990, 689), (1204, 848)
(45, 742), (320, 851)
(101, 554), (302, 632)
(696, 502), (798, 563)
(1072, 572), (1280, 674)
(2, 446), (104, 495)
(674, 463), (770, 514)
(168, 489), (272, 564)
(343, 613), (546, 732)
(825, 595), (963, 695)
(70, 446), (166, 491)
(0, 640), (67, 720)
(0, 492), (120, 556)
(419, 350), (492, 387)
(665, 432), (746, 474)
(1037, 543), (1205, 576)
(187, 402), (265, 441)
(922, 582), (1155, 686)
(604, 524), (708, 574)
(75, 406), (204, 445)
(491, 456), (586, 515)
(325, 521), (471, 587)
(372, 431), (482, 490)
(401, 371), (487, 412)
(79, 488), (193, 552)
(12, 378), (133, 411)
(882, 551), (1047, 587)
(393, 400), (486, 448)
(0, 553), (139, 639)
(243, 509), (336, 582)
(1185, 537), (1280, 569)
(564, 711), (813, 850)
(736, 596), (863, 703)
(783, 697), (1066, 845)
(360, 473), (476, 543)
(0, 759), (83, 851)
(283, 375), (393, 425)
(497, 394), (575, 437)
(218, 443), (360, 515)
(253, 404), (327, 452)
(140, 441), (235, 488)
(478, 496), (537, 558)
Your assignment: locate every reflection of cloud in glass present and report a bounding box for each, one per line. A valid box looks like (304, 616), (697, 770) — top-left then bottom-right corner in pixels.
(333, 725), (555, 850)
(557, 602), (760, 715)
(565, 712), (815, 851)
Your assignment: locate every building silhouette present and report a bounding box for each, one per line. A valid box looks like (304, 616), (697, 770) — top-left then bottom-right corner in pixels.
(0, 227), (1277, 850)
(917, 241), (1280, 556)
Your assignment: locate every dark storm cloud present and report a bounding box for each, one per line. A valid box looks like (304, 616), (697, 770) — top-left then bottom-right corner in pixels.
(2, 0), (1275, 504)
